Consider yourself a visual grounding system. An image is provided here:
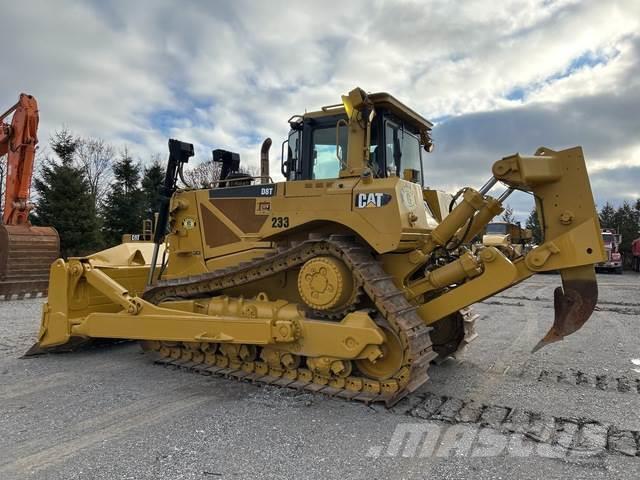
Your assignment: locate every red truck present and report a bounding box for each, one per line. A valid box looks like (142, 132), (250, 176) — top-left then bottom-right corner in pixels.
(632, 236), (640, 272)
(597, 229), (623, 274)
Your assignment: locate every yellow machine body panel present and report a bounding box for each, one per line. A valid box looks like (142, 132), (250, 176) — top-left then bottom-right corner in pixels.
(163, 176), (433, 280)
(29, 88), (606, 406)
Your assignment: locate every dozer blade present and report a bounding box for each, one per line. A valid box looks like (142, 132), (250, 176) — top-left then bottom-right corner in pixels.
(532, 265), (598, 353)
(23, 242), (159, 357)
(22, 337), (94, 357)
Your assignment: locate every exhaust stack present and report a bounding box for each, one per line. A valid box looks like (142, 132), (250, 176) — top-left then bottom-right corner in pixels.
(260, 137), (272, 184)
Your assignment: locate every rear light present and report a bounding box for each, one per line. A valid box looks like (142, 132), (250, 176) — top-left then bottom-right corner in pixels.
(612, 252), (621, 261)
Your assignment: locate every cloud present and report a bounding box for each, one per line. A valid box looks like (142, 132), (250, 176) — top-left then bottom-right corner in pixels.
(0, 0), (638, 221)
(426, 33), (640, 217)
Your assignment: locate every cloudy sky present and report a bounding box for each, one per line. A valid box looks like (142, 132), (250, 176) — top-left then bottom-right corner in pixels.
(2, 0), (639, 219)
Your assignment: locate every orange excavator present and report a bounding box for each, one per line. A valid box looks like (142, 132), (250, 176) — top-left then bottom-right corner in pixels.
(0, 94), (59, 297)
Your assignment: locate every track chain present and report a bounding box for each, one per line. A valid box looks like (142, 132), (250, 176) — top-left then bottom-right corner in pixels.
(143, 235), (438, 406)
(393, 391), (640, 458)
(537, 369), (640, 395)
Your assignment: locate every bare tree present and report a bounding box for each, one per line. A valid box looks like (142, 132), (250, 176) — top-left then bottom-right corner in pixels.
(242, 164), (260, 177)
(74, 137), (114, 206)
(183, 160), (222, 188)
(183, 160), (261, 189)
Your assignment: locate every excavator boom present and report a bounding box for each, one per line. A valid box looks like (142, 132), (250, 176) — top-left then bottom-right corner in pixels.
(0, 94), (59, 297)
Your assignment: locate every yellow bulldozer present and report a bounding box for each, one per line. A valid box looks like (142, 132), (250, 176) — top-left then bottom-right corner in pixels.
(27, 88), (605, 406)
(481, 221), (533, 259)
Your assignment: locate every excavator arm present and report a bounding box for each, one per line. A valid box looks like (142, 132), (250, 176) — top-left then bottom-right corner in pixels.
(0, 94), (39, 225)
(0, 94), (59, 297)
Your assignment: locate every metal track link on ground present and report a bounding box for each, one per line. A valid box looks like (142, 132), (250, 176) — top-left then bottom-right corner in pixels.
(149, 357), (640, 458)
(392, 391), (640, 458)
(536, 369), (640, 395)
(143, 235), (439, 406)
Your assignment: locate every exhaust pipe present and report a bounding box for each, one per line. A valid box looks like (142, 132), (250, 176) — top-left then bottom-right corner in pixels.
(260, 137), (272, 184)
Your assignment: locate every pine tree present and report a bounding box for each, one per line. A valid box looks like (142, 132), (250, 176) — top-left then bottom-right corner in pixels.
(599, 202), (616, 228)
(501, 204), (515, 224)
(32, 129), (101, 257)
(141, 155), (165, 222)
(101, 148), (144, 246)
(525, 208), (543, 244)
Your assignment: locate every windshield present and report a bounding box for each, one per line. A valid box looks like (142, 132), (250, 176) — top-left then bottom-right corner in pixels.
(384, 120), (422, 184)
(486, 223), (509, 234)
(602, 233), (614, 244)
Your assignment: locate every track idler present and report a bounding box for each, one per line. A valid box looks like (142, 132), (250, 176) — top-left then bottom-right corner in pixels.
(532, 265), (598, 352)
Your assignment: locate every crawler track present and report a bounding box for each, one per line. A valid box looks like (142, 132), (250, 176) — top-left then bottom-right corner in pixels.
(143, 235), (453, 406)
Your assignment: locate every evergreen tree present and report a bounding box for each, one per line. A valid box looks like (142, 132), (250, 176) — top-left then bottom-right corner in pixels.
(33, 129), (101, 257)
(101, 148), (144, 246)
(599, 202), (616, 228)
(141, 156), (165, 222)
(501, 204), (515, 224)
(525, 208), (543, 244)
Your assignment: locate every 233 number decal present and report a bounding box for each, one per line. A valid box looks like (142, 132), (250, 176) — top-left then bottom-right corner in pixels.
(271, 216), (290, 228)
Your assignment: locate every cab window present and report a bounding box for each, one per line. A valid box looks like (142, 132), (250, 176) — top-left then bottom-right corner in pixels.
(384, 120), (423, 184)
(311, 124), (348, 180)
(486, 223), (509, 234)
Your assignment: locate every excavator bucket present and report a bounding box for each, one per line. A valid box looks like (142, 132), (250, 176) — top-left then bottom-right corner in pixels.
(0, 224), (59, 297)
(532, 265), (598, 352)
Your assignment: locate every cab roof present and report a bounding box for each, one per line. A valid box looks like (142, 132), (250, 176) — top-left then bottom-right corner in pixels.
(304, 91), (433, 130)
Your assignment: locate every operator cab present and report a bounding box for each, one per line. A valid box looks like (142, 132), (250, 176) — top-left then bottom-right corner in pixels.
(485, 223), (510, 235)
(282, 92), (433, 186)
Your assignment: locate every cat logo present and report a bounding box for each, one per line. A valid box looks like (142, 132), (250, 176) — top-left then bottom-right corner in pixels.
(355, 192), (392, 208)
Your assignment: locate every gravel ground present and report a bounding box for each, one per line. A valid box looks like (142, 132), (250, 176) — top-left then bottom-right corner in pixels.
(0, 272), (639, 479)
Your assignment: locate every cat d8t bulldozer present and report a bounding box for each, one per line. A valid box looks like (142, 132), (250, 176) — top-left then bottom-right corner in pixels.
(27, 88), (606, 406)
